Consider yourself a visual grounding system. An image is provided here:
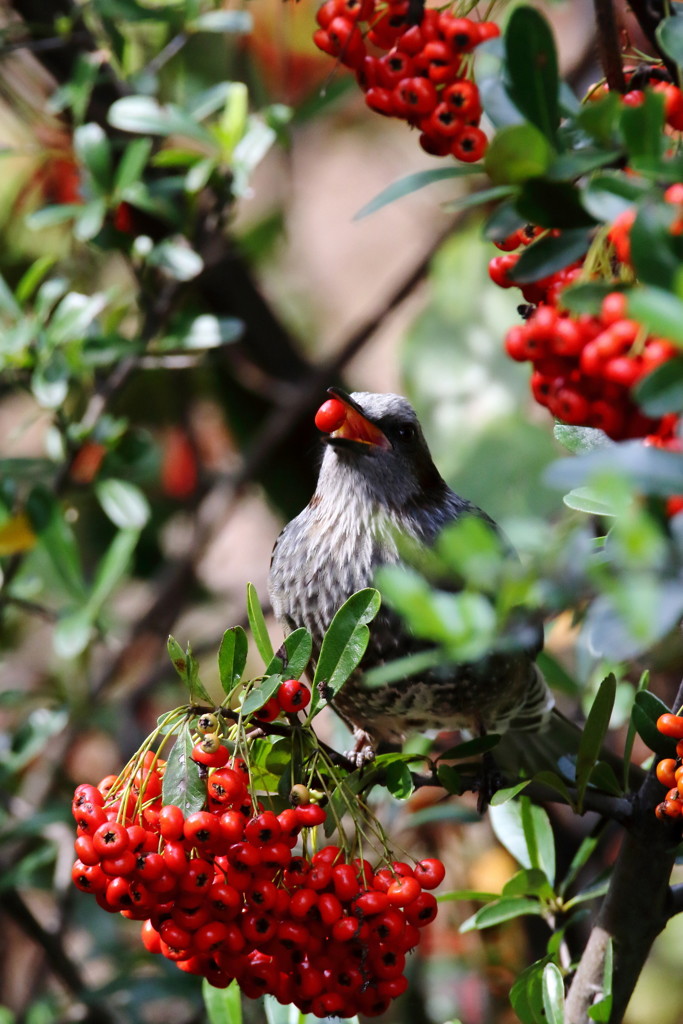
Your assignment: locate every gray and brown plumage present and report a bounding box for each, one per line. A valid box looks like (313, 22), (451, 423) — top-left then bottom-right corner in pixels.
(268, 389), (556, 766)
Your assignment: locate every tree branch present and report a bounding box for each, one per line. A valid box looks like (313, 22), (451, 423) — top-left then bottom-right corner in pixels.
(593, 0), (626, 93)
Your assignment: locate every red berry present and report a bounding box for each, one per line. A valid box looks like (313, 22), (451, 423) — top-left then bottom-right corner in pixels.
(451, 124), (487, 161)
(414, 857), (446, 889)
(315, 397), (347, 433)
(277, 679), (311, 713)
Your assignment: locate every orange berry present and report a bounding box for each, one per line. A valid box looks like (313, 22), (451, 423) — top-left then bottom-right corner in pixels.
(656, 758), (677, 789)
(657, 713), (683, 739)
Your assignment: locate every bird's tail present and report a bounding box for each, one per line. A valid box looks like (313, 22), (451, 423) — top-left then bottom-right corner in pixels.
(493, 667), (644, 794)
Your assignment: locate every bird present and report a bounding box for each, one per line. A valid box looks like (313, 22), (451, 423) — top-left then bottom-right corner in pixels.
(268, 387), (565, 778)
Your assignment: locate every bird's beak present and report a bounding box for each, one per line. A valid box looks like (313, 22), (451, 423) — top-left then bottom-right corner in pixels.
(325, 388), (392, 450)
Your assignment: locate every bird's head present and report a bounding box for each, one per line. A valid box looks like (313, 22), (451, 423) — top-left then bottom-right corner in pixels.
(315, 388), (446, 508)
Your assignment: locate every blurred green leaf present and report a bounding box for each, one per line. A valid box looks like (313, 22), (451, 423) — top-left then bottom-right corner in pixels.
(114, 138), (153, 194)
(563, 486), (621, 517)
(485, 124), (553, 184)
(108, 96), (215, 144)
(192, 10), (252, 33)
(504, 6), (559, 142)
(521, 796), (556, 884)
(627, 286), (683, 346)
(630, 207), (681, 291)
(354, 166), (484, 220)
(310, 588), (381, 714)
(542, 962), (565, 1024)
(620, 90), (665, 160)
(635, 356), (683, 415)
(632, 689), (675, 756)
(657, 16), (683, 65)
(442, 184), (516, 214)
(26, 487), (86, 600)
(147, 241), (203, 281)
(438, 735), (501, 761)
(517, 179), (597, 229)
(553, 423), (614, 454)
(545, 441), (683, 496)
(576, 673), (616, 810)
(74, 123), (112, 192)
(218, 626), (249, 696)
(96, 478), (151, 529)
(203, 979), (242, 1024)
(162, 722), (206, 816)
(87, 528), (139, 616)
(246, 582), (274, 664)
(53, 607), (93, 658)
(581, 172), (648, 223)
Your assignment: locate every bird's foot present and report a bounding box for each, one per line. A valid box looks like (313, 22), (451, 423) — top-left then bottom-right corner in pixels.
(344, 729), (377, 769)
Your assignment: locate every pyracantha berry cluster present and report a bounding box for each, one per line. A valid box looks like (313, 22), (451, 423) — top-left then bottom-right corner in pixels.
(313, 0), (497, 161)
(71, 681), (446, 1018)
(654, 713), (683, 822)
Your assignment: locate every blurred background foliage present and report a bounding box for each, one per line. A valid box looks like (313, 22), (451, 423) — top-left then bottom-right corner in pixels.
(1, 0), (683, 1022)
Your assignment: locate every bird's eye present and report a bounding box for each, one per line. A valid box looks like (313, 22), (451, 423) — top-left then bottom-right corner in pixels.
(395, 423), (417, 442)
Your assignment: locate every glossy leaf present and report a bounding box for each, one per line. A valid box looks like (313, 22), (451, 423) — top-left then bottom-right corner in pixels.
(108, 96), (215, 144)
(581, 172), (649, 223)
(629, 207), (682, 291)
(353, 166), (484, 220)
(203, 979), (242, 1024)
(521, 797), (556, 884)
(635, 356), (683, 415)
(385, 760), (414, 799)
(510, 958), (550, 1024)
(74, 123), (112, 192)
(310, 588), (381, 714)
(563, 486), (620, 517)
(553, 423), (614, 454)
(489, 779), (531, 805)
(517, 179), (598, 229)
(510, 227), (590, 284)
(632, 689), (675, 756)
(576, 674), (616, 810)
(461, 896), (544, 931)
(503, 868), (554, 899)
(241, 674), (282, 715)
(484, 123), (553, 185)
(96, 478), (151, 529)
(266, 627), (312, 680)
(504, 6), (559, 141)
(218, 626), (248, 696)
(542, 963), (565, 1024)
(246, 582), (274, 664)
(162, 723), (206, 817)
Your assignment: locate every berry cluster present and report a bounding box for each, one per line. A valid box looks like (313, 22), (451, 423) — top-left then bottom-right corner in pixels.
(313, 0), (497, 161)
(589, 69), (683, 133)
(71, 695), (445, 1016)
(654, 713), (683, 821)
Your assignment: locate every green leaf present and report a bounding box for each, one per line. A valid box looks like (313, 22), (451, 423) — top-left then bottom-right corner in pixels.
(108, 96), (215, 145)
(54, 607), (94, 659)
(15, 255), (57, 305)
(635, 356), (683, 415)
(632, 689), (675, 756)
(26, 204), (83, 230)
(620, 90), (665, 160)
(581, 172), (649, 223)
(114, 138), (153, 194)
(484, 124), (553, 185)
(545, 441), (683, 497)
(25, 486), (86, 600)
(521, 797), (556, 884)
(203, 979), (242, 1024)
(353, 166), (484, 220)
(161, 723), (206, 816)
(627, 287), (683, 346)
(510, 227), (590, 284)
(246, 582), (274, 663)
(657, 16), (683, 66)
(553, 423), (614, 454)
(217, 626), (248, 696)
(437, 735), (501, 760)
(461, 896), (544, 931)
(563, 486), (621, 517)
(489, 779), (531, 805)
(193, 10), (253, 32)
(96, 478), (151, 529)
(503, 868), (554, 899)
(622, 670), (650, 788)
(517, 179), (598, 229)
(385, 760), (415, 799)
(629, 206), (681, 290)
(511, 958), (551, 1024)
(74, 122), (112, 192)
(587, 937), (613, 1021)
(87, 528), (139, 616)
(560, 832), (600, 895)
(504, 6), (559, 142)
(436, 763), (464, 794)
(147, 241), (203, 281)
(167, 636), (213, 705)
(546, 148), (619, 182)
(266, 628), (312, 679)
(310, 588), (381, 714)
(241, 674), (282, 715)
(576, 673), (616, 810)
(441, 184), (517, 214)
(542, 962), (565, 1024)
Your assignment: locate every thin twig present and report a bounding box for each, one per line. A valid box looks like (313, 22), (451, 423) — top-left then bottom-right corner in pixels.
(593, 0), (626, 93)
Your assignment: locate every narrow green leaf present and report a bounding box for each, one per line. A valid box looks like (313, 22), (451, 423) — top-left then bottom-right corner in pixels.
(581, 172), (648, 223)
(193, 10), (253, 32)
(310, 588), (381, 714)
(461, 896), (544, 931)
(87, 528), (139, 616)
(161, 723), (206, 816)
(442, 184), (516, 214)
(588, 937), (614, 1021)
(504, 6), (560, 141)
(353, 167), (484, 220)
(241, 675), (282, 715)
(438, 888), (500, 902)
(74, 122), (112, 192)
(114, 137), (153, 194)
(96, 478), (150, 529)
(576, 673), (616, 809)
(54, 607), (94, 659)
(437, 735), (501, 761)
(635, 356), (683, 415)
(511, 958), (551, 1024)
(560, 832), (600, 895)
(203, 978), (242, 1024)
(15, 256), (57, 305)
(521, 796), (556, 884)
(503, 868), (554, 899)
(217, 626), (248, 696)
(510, 227), (590, 284)
(246, 582), (274, 663)
(489, 779), (531, 805)
(563, 486), (621, 517)
(167, 636), (213, 705)
(542, 962), (565, 1024)
(108, 96), (215, 145)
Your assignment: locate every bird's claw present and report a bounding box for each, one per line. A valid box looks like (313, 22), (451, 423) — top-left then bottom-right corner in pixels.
(344, 730), (377, 769)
